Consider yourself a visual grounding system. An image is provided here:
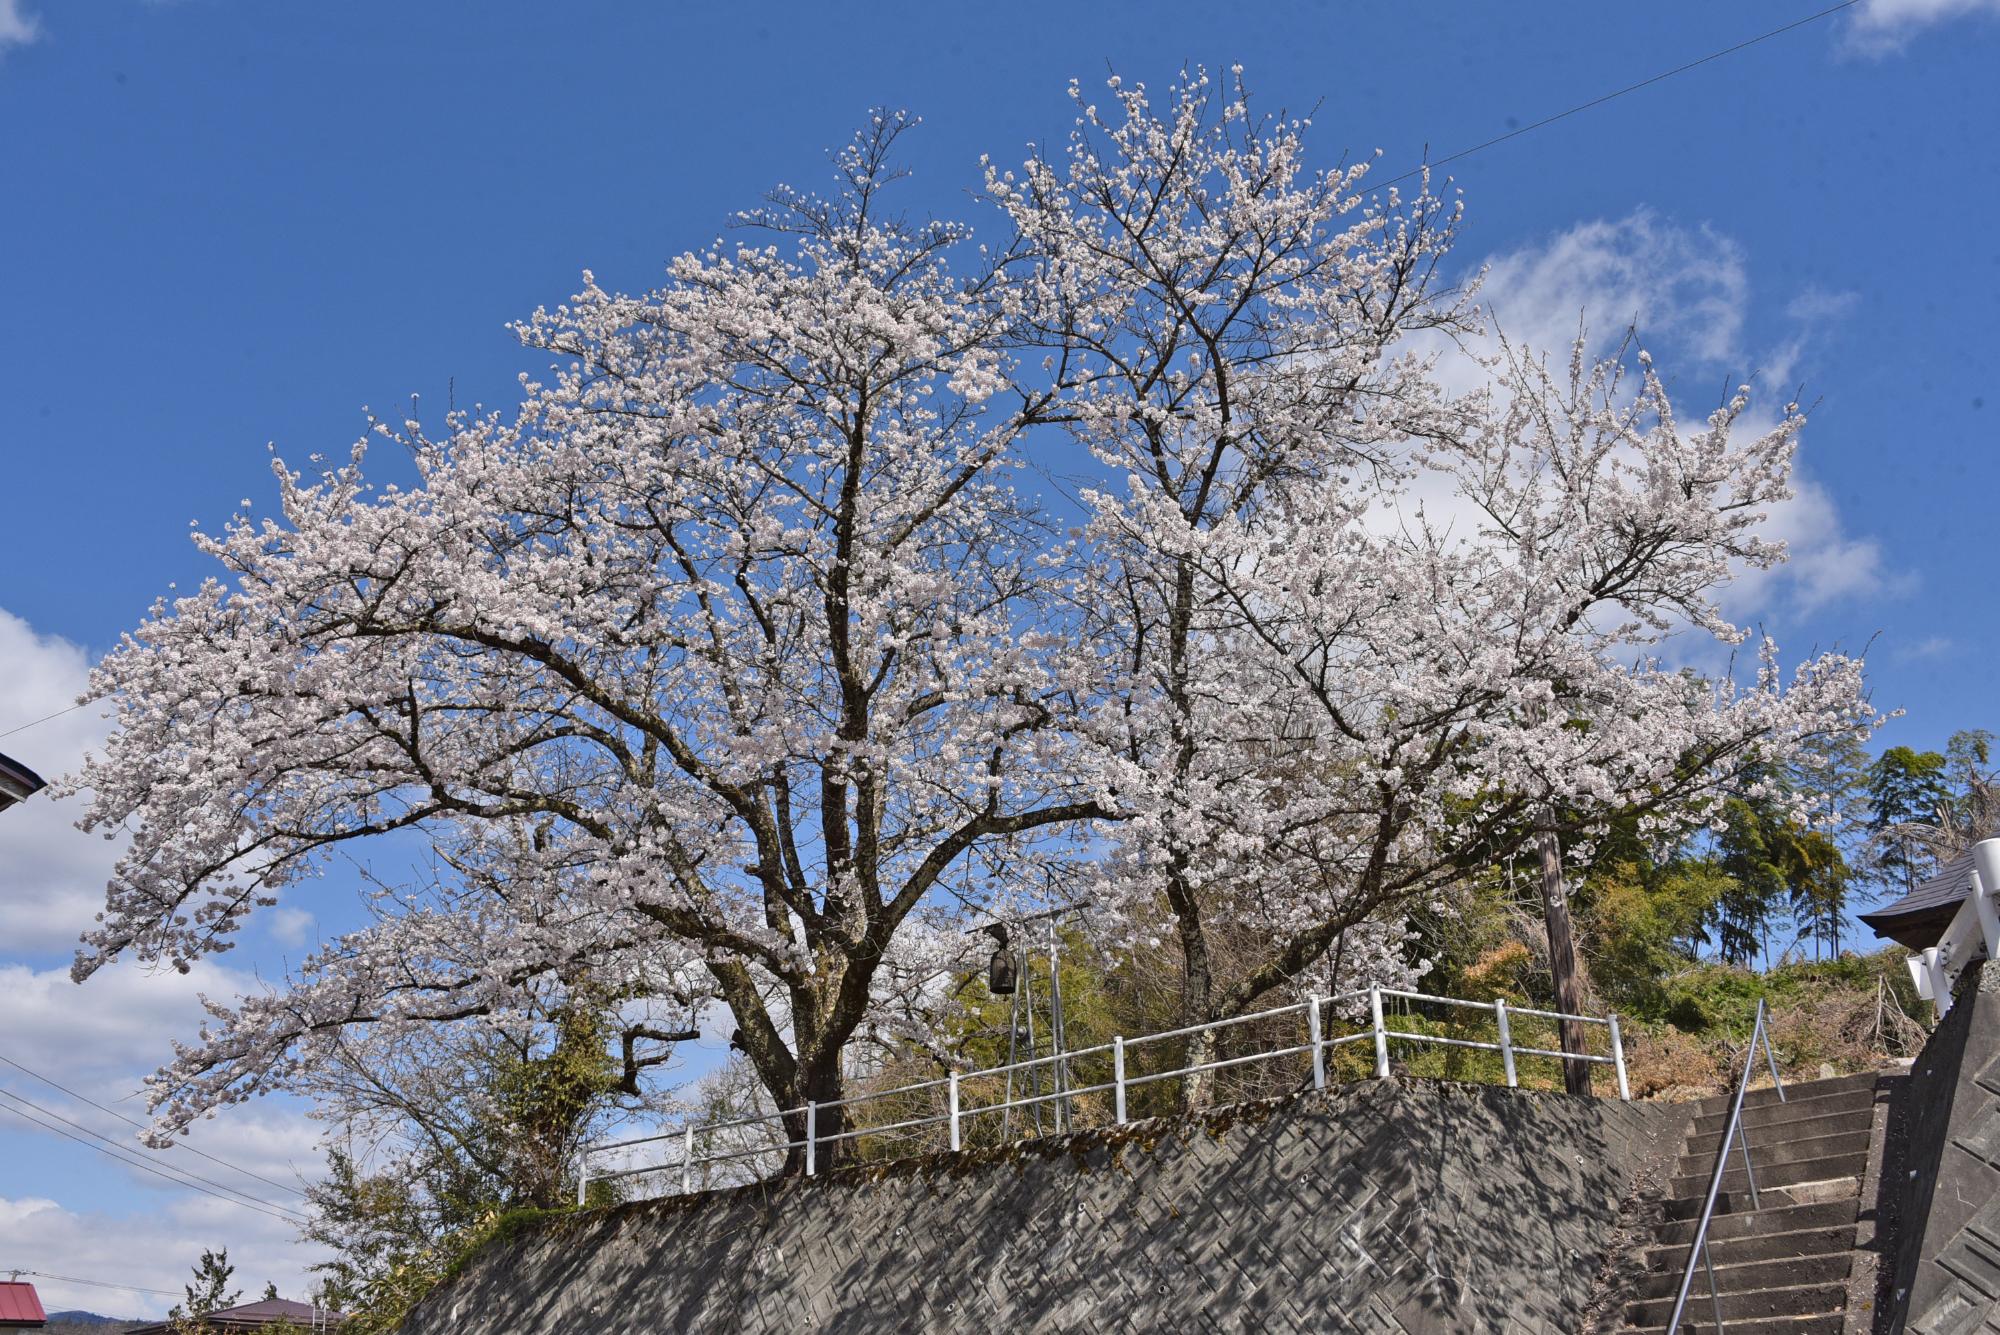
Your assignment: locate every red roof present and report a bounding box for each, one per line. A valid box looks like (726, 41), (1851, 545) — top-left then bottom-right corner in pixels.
(0, 1281), (46, 1326)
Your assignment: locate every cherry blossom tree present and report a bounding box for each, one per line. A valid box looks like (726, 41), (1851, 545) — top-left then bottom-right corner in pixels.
(68, 113), (1104, 1162)
(993, 70), (1880, 1098)
(67, 74), (1883, 1148)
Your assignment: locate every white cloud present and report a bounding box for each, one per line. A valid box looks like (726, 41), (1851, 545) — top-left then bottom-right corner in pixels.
(0, 0), (38, 54)
(1846, 0), (2000, 53)
(0, 957), (328, 1316)
(1477, 208), (1748, 365)
(0, 609), (120, 957)
(0, 955), (322, 1173)
(266, 905), (318, 950)
(0, 620), (336, 1316)
(0, 1191), (329, 1319)
(1461, 213), (1894, 620)
(1895, 633), (1954, 661)
(0, 957), (262, 1102)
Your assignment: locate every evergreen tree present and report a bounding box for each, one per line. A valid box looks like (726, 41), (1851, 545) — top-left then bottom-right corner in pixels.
(167, 1247), (240, 1331)
(1867, 746), (1952, 892)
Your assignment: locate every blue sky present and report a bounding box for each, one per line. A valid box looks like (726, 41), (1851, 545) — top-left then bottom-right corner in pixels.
(0, 0), (1996, 1315)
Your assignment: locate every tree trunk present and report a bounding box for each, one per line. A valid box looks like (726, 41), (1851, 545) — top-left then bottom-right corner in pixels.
(1537, 828), (1593, 1096)
(779, 1053), (847, 1177)
(1179, 1023), (1217, 1110)
(1170, 861), (1218, 1111)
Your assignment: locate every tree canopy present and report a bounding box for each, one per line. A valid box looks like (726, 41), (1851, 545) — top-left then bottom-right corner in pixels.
(66, 73), (1879, 1154)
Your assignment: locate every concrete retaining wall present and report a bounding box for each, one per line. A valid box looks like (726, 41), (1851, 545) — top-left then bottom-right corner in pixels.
(400, 1079), (1687, 1334)
(1882, 960), (2000, 1333)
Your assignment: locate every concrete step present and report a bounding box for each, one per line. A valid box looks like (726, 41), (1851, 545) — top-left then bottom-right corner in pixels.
(1673, 1127), (1871, 1176)
(1621, 1314), (1845, 1335)
(1683, 1105), (1873, 1156)
(1631, 1249), (1852, 1300)
(1666, 1152), (1866, 1211)
(1648, 1196), (1860, 1248)
(1657, 1179), (1860, 1230)
(1690, 1071), (1878, 1117)
(1623, 1280), (1847, 1328)
(1639, 1223), (1857, 1273)
(1688, 1086), (1875, 1139)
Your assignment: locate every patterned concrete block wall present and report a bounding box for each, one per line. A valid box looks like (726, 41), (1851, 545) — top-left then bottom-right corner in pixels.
(1886, 961), (2000, 1333)
(400, 1080), (1687, 1334)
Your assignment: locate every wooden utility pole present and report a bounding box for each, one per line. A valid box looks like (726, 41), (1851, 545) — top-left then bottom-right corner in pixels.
(1537, 827), (1593, 1096)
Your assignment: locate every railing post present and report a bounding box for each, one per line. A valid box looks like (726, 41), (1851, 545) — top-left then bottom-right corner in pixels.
(1609, 1013), (1630, 1101)
(1370, 986), (1389, 1080)
(948, 1072), (961, 1152)
(1704, 1241), (1725, 1334)
(1306, 995), (1326, 1091)
(577, 1152), (589, 1207)
(1494, 1000), (1517, 1088)
(1759, 1009), (1785, 1101)
(805, 1102), (816, 1177)
(1113, 1035), (1127, 1123)
(1737, 1122), (1760, 1210)
(681, 1123), (694, 1195)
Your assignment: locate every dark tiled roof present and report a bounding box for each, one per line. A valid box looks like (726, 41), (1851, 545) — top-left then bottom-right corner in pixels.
(1860, 850), (1976, 950)
(127, 1298), (342, 1333)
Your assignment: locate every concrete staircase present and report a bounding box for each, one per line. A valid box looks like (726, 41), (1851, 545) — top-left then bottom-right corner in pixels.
(1618, 1071), (1879, 1334)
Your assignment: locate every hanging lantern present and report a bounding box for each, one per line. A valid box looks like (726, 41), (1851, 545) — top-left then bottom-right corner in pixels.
(987, 947), (1018, 995)
(981, 922), (1015, 994)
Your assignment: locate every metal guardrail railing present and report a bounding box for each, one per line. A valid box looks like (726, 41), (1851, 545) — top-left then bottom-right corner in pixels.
(1666, 997), (1786, 1333)
(579, 985), (1631, 1203)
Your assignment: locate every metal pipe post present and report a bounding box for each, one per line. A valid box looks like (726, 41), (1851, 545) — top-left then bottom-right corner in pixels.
(681, 1124), (694, 1195)
(1113, 1035), (1127, 1123)
(805, 1101), (816, 1177)
(1370, 986), (1389, 1079)
(1049, 922), (1068, 1134)
(1494, 1000), (1517, 1088)
(577, 1155), (589, 1206)
(948, 1072), (961, 1152)
(1307, 995), (1326, 1091)
(1609, 1013), (1630, 1101)
(1737, 1121), (1760, 1210)
(1760, 1014), (1786, 1101)
(1704, 1242), (1725, 1333)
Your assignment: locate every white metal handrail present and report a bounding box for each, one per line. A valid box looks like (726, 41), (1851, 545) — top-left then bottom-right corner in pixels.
(1909, 836), (2000, 1016)
(578, 984), (1631, 1203)
(1665, 997), (1786, 1333)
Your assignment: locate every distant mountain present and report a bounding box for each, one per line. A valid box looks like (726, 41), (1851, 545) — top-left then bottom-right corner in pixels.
(44, 1314), (140, 1330)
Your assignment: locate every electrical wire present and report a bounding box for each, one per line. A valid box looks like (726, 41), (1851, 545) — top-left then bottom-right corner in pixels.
(1375, 0), (1866, 191)
(5, 1269), (184, 1299)
(0, 1094), (308, 1227)
(0, 1083), (311, 1221)
(0, 1097), (303, 1227)
(0, 1051), (307, 1199)
(0, 701), (88, 740)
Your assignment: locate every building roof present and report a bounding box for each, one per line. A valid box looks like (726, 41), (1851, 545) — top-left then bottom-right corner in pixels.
(1860, 850), (1977, 950)
(0, 1281), (47, 1326)
(0, 751), (47, 813)
(126, 1298), (342, 1333)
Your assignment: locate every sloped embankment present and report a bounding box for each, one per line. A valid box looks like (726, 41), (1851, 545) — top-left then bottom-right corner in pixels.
(400, 1079), (1688, 1334)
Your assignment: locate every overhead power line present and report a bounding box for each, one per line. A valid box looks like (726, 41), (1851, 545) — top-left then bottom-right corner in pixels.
(4, 1269), (184, 1299)
(1376, 0), (1865, 191)
(0, 1051), (307, 1200)
(0, 1093), (308, 1227)
(0, 701), (89, 741)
